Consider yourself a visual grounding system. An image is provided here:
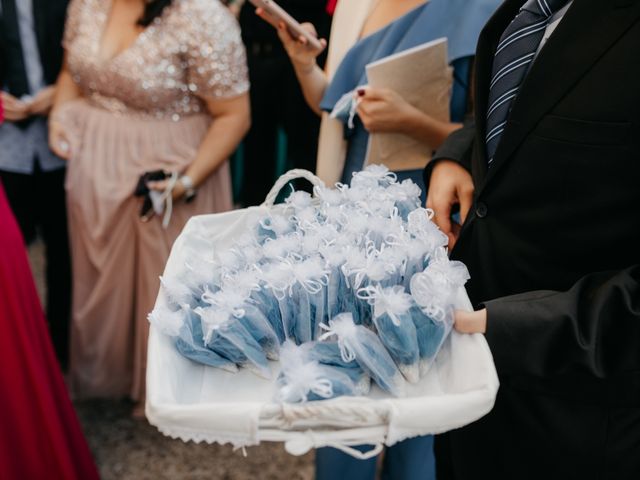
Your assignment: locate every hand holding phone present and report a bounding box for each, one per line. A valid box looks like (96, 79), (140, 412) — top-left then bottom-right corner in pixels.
(249, 0), (325, 52)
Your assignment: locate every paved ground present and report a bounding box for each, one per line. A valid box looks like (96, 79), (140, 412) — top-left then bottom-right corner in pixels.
(75, 399), (314, 480)
(28, 241), (315, 480)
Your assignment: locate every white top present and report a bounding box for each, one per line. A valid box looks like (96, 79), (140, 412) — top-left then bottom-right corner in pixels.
(534, 1), (574, 59)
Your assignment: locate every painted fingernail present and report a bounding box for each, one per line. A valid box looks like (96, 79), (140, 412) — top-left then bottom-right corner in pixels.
(357, 88), (365, 96)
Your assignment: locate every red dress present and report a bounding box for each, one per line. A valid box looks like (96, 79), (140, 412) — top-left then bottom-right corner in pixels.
(0, 103), (99, 479)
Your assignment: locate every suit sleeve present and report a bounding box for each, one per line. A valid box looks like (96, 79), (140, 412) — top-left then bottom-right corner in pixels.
(483, 265), (640, 378)
(422, 119), (476, 190)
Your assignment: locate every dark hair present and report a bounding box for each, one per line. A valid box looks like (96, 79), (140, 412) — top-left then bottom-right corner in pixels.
(138, 0), (173, 27)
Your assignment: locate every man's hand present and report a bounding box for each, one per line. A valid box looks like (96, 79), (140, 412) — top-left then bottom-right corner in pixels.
(1, 92), (29, 122)
(27, 86), (55, 116)
(356, 87), (416, 133)
(426, 160), (474, 249)
(454, 309), (487, 334)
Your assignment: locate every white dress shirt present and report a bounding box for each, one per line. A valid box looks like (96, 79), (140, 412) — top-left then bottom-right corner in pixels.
(534, 1), (574, 60)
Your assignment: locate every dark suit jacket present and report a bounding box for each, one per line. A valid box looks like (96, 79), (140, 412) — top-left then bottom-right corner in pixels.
(0, 0), (69, 89)
(425, 0), (640, 478)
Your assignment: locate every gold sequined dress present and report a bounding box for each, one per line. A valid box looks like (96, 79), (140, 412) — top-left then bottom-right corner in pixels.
(57, 0), (248, 400)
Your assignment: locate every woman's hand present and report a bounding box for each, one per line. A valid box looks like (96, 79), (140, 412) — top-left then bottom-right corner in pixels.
(255, 8), (326, 73)
(226, 0), (245, 17)
(48, 118), (72, 160)
(356, 87), (417, 134)
(1, 92), (30, 122)
(147, 177), (186, 201)
(454, 309), (487, 334)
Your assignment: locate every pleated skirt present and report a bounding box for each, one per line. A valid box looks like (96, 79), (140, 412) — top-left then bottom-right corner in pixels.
(61, 100), (233, 400)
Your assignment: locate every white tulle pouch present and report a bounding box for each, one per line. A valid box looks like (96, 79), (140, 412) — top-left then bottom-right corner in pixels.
(411, 302), (453, 376)
(340, 246), (369, 323)
(341, 182), (373, 205)
(319, 204), (348, 227)
(314, 184), (345, 208)
(301, 341), (371, 396)
(406, 208), (449, 255)
(276, 341), (361, 403)
(319, 313), (405, 397)
(350, 164), (397, 189)
(261, 257), (326, 344)
(411, 247), (471, 306)
(340, 207), (372, 245)
(201, 287), (280, 361)
(300, 340), (358, 369)
(386, 179), (422, 220)
(292, 206), (319, 232)
(289, 256), (330, 343)
(228, 234), (265, 269)
(149, 304), (239, 372)
(159, 275), (201, 309)
(318, 243), (347, 319)
(262, 233), (303, 261)
(347, 244), (406, 325)
(159, 238), (220, 308)
(195, 304), (272, 379)
(256, 212), (295, 244)
(223, 267), (285, 343)
(385, 231), (430, 288)
(410, 248), (470, 375)
(371, 244), (407, 288)
(357, 285), (420, 383)
(285, 190), (319, 231)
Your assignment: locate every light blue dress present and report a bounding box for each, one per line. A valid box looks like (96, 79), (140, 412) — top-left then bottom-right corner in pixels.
(315, 0), (501, 478)
(320, 0), (501, 203)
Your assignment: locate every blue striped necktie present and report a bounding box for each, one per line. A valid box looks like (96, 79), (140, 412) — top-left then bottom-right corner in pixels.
(486, 0), (569, 165)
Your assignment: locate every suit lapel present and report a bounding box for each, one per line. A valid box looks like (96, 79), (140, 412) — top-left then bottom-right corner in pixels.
(478, 0), (640, 191)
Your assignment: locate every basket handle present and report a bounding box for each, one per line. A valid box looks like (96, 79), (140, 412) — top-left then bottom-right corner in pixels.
(261, 169), (326, 207)
(284, 435), (384, 459)
(329, 442), (384, 460)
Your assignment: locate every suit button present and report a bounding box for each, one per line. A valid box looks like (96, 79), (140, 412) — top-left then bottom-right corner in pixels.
(475, 202), (488, 218)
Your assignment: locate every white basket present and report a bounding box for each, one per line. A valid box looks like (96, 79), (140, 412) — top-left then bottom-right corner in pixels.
(145, 170), (499, 458)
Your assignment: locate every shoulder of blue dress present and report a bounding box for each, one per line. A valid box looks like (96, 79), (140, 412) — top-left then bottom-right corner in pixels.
(444, 0), (504, 59)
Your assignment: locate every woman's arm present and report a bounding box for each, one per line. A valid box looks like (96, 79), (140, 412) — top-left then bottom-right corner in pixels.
(51, 56), (82, 112)
(183, 93), (251, 191)
(152, 93), (251, 199)
(48, 56), (82, 159)
(289, 60), (328, 117)
(257, 9), (328, 115)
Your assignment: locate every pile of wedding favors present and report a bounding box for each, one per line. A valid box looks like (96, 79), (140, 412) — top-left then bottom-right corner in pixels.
(149, 165), (470, 402)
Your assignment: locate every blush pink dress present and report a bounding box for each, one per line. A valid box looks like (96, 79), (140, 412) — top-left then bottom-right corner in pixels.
(57, 0), (248, 401)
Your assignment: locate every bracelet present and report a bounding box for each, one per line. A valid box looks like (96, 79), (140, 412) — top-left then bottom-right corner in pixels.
(179, 174), (197, 203)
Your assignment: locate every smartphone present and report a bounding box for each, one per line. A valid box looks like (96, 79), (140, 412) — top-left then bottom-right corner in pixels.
(249, 0), (324, 51)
